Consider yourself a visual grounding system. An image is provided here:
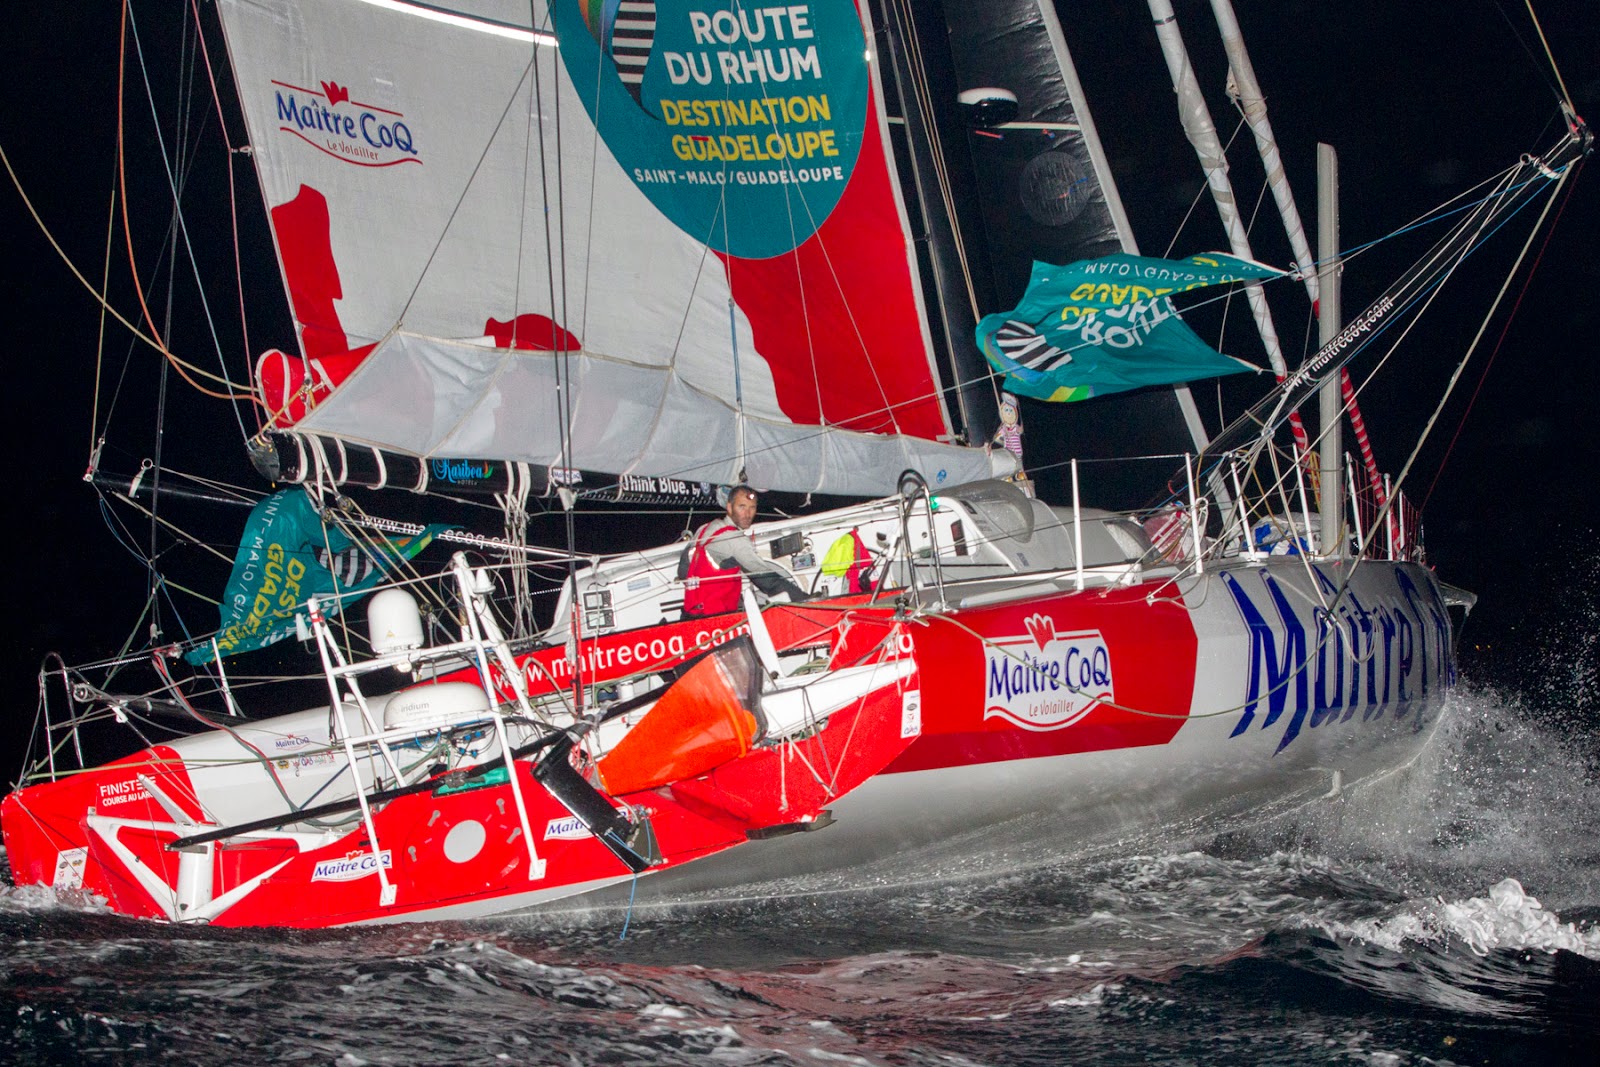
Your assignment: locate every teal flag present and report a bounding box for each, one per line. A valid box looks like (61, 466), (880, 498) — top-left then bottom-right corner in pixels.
(976, 253), (1283, 402)
(186, 489), (450, 664)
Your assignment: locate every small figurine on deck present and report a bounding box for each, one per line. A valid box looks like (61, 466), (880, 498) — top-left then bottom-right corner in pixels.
(988, 391), (1035, 497)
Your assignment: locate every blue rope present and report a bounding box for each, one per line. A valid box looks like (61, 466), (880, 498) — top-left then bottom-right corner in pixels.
(619, 872), (639, 940)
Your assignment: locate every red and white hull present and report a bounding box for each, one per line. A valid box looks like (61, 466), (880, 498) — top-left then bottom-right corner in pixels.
(2, 555), (1451, 927)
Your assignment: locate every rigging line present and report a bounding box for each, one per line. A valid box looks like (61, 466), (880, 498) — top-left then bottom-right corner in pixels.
(151, 328), (172, 639)
(149, 653), (301, 817)
(1217, 147), (1557, 475)
(729, 14), (829, 439)
(1214, 127), (1277, 365)
(666, 180), (728, 358)
(887, 0), (997, 417)
(1208, 178), (1255, 368)
(1331, 162), (1538, 268)
(1522, 0), (1575, 112)
(141, 466), (261, 504)
(117, 0), (160, 353)
(188, 0), (263, 431)
(527, 13), (585, 712)
(891, 0), (981, 327)
(1421, 163), (1580, 510)
(92, 497), (214, 677)
(879, 0), (945, 428)
(786, 203), (921, 438)
(1380, 154), (1574, 534)
(495, 7), (550, 636)
(1298, 173), (1570, 609)
(1336, 166), (1561, 413)
(0, 138), (241, 393)
(553, 20), (578, 477)
(1160, 124), (1253, 262)
(104, 491), (235, 567)
(120, 1), (255, 404)
(529, 33), (570, 465)
(714, 94), (745, 472)
(92, 158), (119, 464)
(511, 18), (534, 353)
(577, 2), (605, 346)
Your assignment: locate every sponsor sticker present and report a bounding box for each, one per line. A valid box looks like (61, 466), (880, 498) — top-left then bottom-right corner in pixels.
(52, 848), (88, 891)
(544, 816), (593, 841)
(984, 614), (1114, 731)
(555, 0), (867, 258)
(272, 78), (421, 168)
(900, 689), (922, 739)
(311, 850), (393, 882)
(276, 751), (338, 776)
(95, 778), (151, 809)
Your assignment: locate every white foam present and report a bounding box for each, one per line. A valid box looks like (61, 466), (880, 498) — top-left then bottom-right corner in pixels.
(1325, 877), (1600, 958)
(0, 881), (111, 916)
(1048, 982), (1119, 1008)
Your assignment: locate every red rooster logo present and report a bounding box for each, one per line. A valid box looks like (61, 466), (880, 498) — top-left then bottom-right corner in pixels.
(320, 81), (350, 106)
(1023, 613), (1057, 651)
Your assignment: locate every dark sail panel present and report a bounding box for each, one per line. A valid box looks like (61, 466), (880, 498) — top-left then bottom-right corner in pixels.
(937, 0), (1208, 507)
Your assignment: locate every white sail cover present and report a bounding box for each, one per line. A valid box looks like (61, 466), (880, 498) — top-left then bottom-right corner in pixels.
(216, 0), (1008, 495)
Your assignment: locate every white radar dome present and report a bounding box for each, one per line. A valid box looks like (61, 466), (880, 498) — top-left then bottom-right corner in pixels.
(383, 681), (491, 731)
(368, 587), (424, 655)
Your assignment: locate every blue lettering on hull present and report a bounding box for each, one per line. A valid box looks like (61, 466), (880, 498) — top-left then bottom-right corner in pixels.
(1220, 565), (1452, 753)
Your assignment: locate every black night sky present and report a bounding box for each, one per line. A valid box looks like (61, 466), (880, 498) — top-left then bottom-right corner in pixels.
(1, 1), (1596, 769)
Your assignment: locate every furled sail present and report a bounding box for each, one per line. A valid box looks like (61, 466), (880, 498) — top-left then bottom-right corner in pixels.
(216, 0), (1008, 496)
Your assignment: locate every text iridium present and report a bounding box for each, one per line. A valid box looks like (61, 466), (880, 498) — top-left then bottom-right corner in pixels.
(1221, 566), (1451, 753)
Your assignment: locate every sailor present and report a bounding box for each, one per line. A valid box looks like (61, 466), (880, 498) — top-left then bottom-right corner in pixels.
(681, 485), (807, 617)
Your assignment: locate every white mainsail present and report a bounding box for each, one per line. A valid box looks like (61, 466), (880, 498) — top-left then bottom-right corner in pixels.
(217, 0), (1010, 495)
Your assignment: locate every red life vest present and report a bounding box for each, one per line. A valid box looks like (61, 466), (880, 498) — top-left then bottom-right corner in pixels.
(683, 522), (743, 617)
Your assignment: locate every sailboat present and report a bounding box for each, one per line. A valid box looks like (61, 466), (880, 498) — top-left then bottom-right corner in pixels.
(2, 0), (1585, 928)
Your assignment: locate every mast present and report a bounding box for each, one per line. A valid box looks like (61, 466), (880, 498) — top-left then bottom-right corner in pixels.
(1316, 144), (1342, 555)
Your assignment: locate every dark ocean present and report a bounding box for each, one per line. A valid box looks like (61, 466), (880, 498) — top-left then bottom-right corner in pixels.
(4, 668), (1597, 1067)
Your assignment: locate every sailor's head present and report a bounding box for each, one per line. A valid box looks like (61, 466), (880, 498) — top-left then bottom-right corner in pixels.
(726, 485), (758, 530)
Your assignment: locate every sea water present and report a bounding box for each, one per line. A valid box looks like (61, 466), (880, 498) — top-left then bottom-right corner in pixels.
(3, 679), (1596, 1065)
